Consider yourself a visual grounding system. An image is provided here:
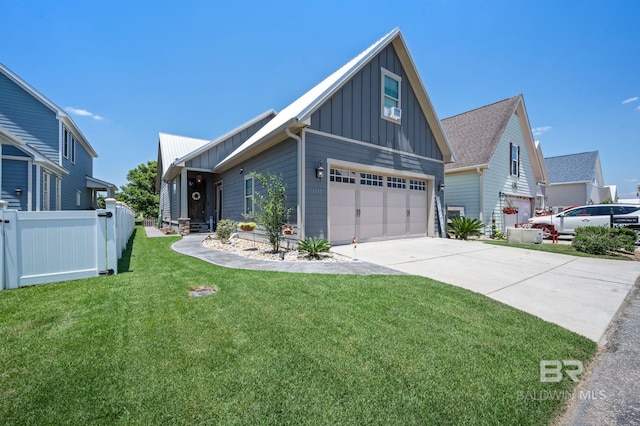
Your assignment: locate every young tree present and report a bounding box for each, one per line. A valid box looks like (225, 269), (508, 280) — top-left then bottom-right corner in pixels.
(116, 161), (159, 218)
(251, 171), (292, 253)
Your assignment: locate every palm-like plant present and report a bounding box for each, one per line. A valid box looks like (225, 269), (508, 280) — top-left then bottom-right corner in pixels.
(448, 216), (484, 240)
(298, 237), (332, 259)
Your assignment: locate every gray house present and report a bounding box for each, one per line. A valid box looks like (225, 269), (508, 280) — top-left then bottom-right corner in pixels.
(441, 95), (547, 233)
(544, 151), (614, 210)
(0, 63), (116, 211)
(157, 28), (455, 244)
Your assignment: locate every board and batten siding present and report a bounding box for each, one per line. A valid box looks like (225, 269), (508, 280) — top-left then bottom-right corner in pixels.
(304, 130), (443, 239)
(186, 115), (274, 170)
(0, 72), (59, 161)
(220, 139), (297, 223)
(309, 45), (442, 162)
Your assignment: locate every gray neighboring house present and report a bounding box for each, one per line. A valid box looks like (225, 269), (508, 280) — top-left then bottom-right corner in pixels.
(441, 95), (547, 234)
(157, 27), (455, 244)
(544, 151), (614, 210)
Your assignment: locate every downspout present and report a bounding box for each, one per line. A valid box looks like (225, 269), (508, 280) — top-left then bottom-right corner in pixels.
(285, 127), (304, 240)
(477, 166), (484, 224)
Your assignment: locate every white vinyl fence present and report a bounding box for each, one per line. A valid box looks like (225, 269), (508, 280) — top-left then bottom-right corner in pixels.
(0, 198), (135, 290)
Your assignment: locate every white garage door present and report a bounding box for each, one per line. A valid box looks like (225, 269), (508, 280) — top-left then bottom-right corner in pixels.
(329, 167), (429, 244)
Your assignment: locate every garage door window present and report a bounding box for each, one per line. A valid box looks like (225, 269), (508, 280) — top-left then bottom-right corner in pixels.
(410, 179), (426, 191)
(330, 168), (356, 184)
(387, 176), (406, 189)
(360, 173), (384, 186)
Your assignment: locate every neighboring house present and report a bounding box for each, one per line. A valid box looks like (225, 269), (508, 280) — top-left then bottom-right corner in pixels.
(157, 28), (455, 244)
(544, 151), (613, 210)
(0, 63), (115, 211)
(441, 95), (547, 233)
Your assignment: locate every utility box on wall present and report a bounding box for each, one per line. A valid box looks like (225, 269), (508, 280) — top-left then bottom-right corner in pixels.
(507, 228), (543, 244)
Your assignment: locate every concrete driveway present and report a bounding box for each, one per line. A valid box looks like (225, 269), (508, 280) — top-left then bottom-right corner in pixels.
(332, 238), (640, 343)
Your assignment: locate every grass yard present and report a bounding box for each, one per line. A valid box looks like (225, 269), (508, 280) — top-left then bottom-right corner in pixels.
(484, 238), (638, 260)
(0, 228), (596, 425)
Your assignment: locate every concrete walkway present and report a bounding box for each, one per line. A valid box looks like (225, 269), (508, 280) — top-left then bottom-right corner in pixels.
(332, 237), (640, 343)
(169, 233), (404, 276)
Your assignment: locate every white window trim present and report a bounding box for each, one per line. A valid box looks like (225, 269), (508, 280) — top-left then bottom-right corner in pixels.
(381, 67), (402, 124)
(43, 171), (51, 211)
(244, 176), (254, 217)
(510, 143), (520, 176)
(56, 176), (62, 210)
(71, 135), (76, 164)
(63, 126), (69, 159)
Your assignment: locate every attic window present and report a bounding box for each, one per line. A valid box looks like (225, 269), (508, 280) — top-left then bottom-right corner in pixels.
(381, 68), (402, 123)
(510, 143), (520, 176)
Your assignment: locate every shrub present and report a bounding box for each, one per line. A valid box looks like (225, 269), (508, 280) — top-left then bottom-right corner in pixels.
(251, 172), (293, 253)
(238, 222), (257, 231)
(448, 216), (484, 240)
(215, 218), (236, 242)
(298, 237), (332, 259)
(572, 226), (637, 255)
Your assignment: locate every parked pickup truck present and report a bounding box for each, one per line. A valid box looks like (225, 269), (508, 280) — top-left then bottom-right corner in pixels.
(527, 204), (640, 238)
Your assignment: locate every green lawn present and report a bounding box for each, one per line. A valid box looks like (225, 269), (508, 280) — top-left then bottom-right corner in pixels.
(484, 238), (636, 260)
(0, 228), (596, 425)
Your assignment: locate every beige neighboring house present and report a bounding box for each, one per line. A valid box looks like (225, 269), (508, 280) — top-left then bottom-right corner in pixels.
(544, 151), (615, 211)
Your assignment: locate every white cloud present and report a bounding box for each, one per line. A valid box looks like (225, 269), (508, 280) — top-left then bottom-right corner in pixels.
(65, 106), (104, 120)
(531, 126), (552, 136)
(636, 105), (640, 111)
(622, 97), (638, 104)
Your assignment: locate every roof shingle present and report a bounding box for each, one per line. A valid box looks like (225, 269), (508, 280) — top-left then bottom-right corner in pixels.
(442, 95), (521, 170)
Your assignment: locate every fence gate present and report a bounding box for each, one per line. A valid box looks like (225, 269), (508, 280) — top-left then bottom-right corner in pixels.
(0, 198), (134, 290)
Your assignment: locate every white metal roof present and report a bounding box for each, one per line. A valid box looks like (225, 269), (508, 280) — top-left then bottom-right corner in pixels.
(214, 28), (403, 171)
(158, 132), (211, 178)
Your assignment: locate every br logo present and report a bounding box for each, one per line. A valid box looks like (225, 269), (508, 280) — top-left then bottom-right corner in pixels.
(540, 360), (584, 383)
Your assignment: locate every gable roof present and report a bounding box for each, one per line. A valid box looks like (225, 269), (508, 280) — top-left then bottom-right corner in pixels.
(214, 27), (454, 172)
(545, 151), (600, 184)
(157, 132), (211, 179)
(441, 95), (521, 171)
(158, 109), (276, 184)
(0, 63), (98, 158)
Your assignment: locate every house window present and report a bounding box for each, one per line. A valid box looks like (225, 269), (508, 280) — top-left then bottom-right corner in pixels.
(56, 177), (61, 210)
(244, 176), (254, 216)
(76, 190), (81, 207)
(381, 68), (401, 122)
(510, 143), (520, 176)
(63, 127), (69, 159)
(43, 172), (50, 211)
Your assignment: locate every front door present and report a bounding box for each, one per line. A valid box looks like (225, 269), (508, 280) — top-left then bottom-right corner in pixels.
(188, 178), (206, 222)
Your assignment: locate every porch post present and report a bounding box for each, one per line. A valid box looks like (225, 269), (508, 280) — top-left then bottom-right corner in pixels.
(180, 169), (188, 219)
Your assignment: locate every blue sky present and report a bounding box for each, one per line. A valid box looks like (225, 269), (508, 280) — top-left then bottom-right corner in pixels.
(2, 1), (639, 198)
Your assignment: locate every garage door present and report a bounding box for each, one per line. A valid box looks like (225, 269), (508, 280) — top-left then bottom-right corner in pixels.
(329, 167), (429, 244)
